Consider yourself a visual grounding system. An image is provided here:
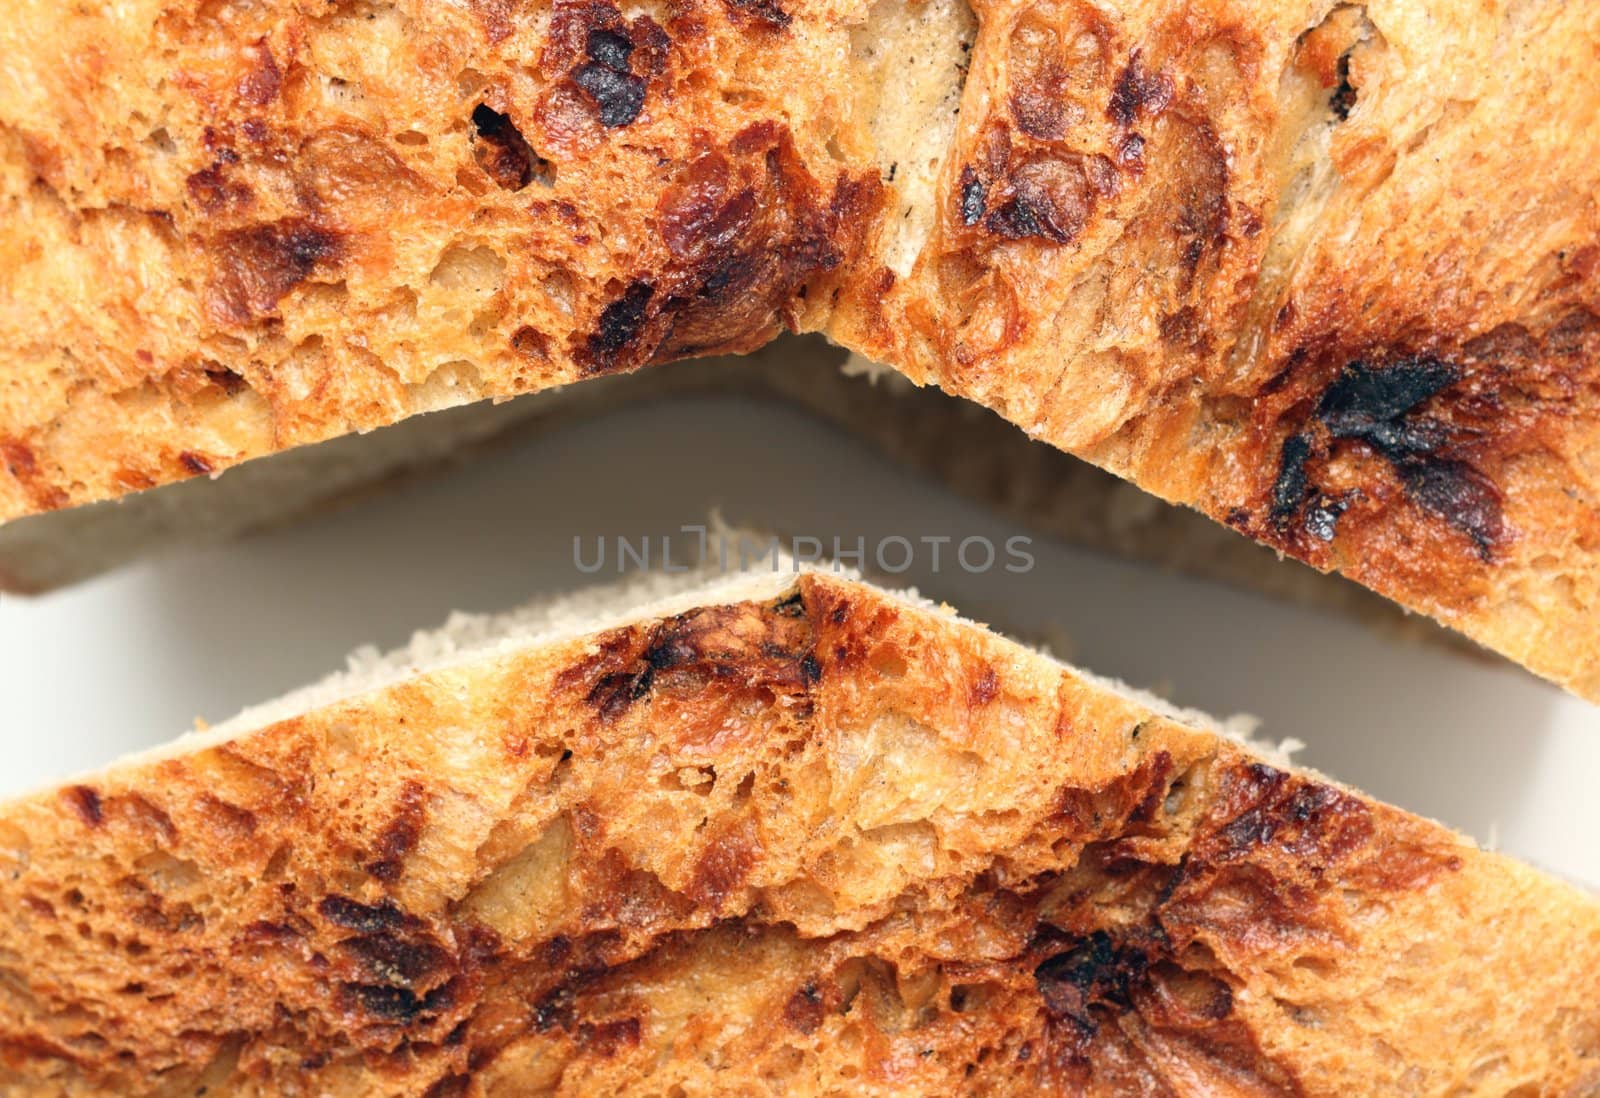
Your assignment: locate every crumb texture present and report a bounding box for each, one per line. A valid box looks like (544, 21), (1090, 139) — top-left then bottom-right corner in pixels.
(1, 0), (1596, 694)
(0, 575), (1596, 1095)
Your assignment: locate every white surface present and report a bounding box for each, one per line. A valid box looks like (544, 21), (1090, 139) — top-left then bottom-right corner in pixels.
(1, 392), (1596, 887)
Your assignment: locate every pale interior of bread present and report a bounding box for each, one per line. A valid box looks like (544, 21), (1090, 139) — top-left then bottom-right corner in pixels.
(847, 0), (976, 276)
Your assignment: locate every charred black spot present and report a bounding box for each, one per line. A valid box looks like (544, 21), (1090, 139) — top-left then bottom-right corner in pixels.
(643, 624), (703, 672)
(1316, 358), (1458, 448)
(1107, 51), (1173, 128)
(1270, 432), (1314, 524)
(1329, 52), (1357, 120)
(980, 157), (1094, 245)
(986, 195), (1063, 243)
(471, 104), (546, 191)
(1268, 357), (1501, 551)
(1034, 931), (1149, 1034)
(959, 166), (986, 226)
(63, 785), (103, 828)
(1204, 761), (1373, 867)
(573, 49), (645, 126)
(345, 977), (457, 1024)
(586, 27), (634, 70)
(1286, 783), (1341, 823)
(773, 590), (807, 618)
(318, 895), (408, 935)
(584, 280), (655, 371)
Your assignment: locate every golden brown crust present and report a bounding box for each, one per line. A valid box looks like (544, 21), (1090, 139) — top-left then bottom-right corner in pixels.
(0, 574), (1596, 1094)
(830, 0), (1600, 696)
(1, 0), (1596, 697)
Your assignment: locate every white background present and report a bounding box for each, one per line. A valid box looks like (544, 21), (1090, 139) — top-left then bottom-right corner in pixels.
(2, 391), (1596, 887)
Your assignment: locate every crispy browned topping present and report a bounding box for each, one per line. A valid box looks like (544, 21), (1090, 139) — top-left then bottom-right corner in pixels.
(1, 575), (1593, 1094)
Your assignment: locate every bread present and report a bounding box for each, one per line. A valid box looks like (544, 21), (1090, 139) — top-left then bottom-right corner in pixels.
(1, 0), (1594, 698)
(1, 567), (1594, 1094)
(0, 335), (1456, 654)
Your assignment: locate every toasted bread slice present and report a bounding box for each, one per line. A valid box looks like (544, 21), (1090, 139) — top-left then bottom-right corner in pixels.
(0, 569), (1594, 1094)
(2, 0), (1593, 695)
(0, 335), (1450, 653)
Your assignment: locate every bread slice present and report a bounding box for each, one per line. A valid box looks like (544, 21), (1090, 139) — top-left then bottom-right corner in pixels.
(1, 0), (1592, 695)
(0, 335), (1454, 655)
(1, 568), (1594, 1094)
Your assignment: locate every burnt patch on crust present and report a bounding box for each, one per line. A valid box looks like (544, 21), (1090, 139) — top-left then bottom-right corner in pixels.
(341, 980), (457, 1025)
(1033, 929), (1148, 1035)
(315, 898), (477, 1037)
(471, 105), (549, 190)
(207, 219), (344, 324)
(1266, 356), (1505, 555)
(546, 3), (670, 130)
(1031, 924), (1288, 1088)
(772, 589), (807, 618)
(570, 599), (820, 722)
(574, 29), (648, 127)
(1269, 432), (1314, 523)
(1329, 52), (1357, 120)
(1153, 759), (1461, 959)
(583, 280), (656, 372)
(1106, 50), (1174, 128)
(956, 121), (1119, 247)
(1197, 762), (1373, 866)
(1015, 753), (1460, 1087)
(577, 124), (879, 372)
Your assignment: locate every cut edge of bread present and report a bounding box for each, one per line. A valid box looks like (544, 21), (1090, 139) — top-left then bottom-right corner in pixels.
(4, 552), (1597, 1095)
(54, 536), (1295, 803)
